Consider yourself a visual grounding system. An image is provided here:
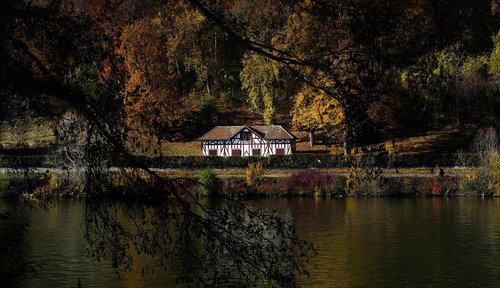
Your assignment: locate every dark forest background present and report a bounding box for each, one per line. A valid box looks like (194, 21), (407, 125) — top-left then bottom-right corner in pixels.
(0, 0), (499, 154)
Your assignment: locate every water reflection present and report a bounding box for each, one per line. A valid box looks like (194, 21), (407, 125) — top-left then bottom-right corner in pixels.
(267, 198), (500, 288)
(82, 196), (310, 287)
(1, 198), (499, 287)
(0, 200), (36, 287)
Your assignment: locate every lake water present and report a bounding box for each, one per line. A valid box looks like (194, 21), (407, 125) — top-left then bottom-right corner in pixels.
(1, 198), (499, 287)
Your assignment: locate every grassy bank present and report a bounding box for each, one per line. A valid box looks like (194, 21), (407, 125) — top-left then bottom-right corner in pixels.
(0, 117), (55, 148)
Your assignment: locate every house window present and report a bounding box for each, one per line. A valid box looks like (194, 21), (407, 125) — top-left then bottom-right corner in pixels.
(252, 149), (261, 156)
(232, 149), (242, 156)
(241, 132), (251, 141)
(276, 148), (285, 155)
(208, 149), (217, 156)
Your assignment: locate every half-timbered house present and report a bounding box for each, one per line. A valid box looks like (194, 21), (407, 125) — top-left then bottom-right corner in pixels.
(199, 126), (296, 156)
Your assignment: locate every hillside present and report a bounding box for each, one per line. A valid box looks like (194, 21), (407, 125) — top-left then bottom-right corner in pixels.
(0, 106), (481, 160)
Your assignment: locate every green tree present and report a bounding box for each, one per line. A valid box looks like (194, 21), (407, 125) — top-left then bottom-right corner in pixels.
(198, 168), (221, 196)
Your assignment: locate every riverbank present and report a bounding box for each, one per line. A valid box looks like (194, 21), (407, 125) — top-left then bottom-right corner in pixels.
(0, 166), (496, 199)
(0, 166), (479, 177)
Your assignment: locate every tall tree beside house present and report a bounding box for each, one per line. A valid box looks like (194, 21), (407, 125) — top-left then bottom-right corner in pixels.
(121, 2), (213, 149)
(291, 85), (344, 147)
(267, 1), (380, 152)
(218, 0), (376, 152)
(235, 0), (292, 125)
(240, 52), (287, 125)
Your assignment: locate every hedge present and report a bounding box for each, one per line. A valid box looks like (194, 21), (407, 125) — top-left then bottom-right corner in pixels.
(0, 155), (50, 168)
(114, 152), (466, 169)
(0, 152), (471, 169)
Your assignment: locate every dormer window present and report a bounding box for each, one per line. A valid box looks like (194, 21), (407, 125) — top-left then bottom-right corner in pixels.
(241, 132), (251, 141)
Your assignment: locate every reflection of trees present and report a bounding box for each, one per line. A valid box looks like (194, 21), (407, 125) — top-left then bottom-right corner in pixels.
(0, 211), (36, 287)
(83, 193), (312, 286)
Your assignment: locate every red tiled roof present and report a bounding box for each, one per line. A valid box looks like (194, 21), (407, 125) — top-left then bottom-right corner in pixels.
(250, 125), (296, 140)
(199, 125), (295, 140)
(198, 126), (245, 140)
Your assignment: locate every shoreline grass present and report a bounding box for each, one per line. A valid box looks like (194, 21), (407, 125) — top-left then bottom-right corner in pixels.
(0, 167), (496, 199)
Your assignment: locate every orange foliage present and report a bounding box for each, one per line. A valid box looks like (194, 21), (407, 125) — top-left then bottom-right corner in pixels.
(121, 16), (193, 144)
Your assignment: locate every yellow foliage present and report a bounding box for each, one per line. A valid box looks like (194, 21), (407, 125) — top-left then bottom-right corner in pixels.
(160, 1), (208, 87)
(241, 52), (283, 124)
(488, 30), (500, 76)
(269, 2), (361, 138)
(246, 163), (264, 188)
(292, 85), (344, 132)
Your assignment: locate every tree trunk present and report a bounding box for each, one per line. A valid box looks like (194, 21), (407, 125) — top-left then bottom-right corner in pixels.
(343, 138), (351, 156)
(309, 131), (315, 147)
(343, 129), (351, 156)
(157, 135), (162, 158)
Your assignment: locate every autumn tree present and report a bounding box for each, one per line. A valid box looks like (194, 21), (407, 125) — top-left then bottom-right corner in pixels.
(159, 0), (245, 106)
(240, 52), (288, 125)
(121, 16), (192, 153)
(121, 1), (250, 148)
(233, 0), (293, 124)
(489, 30), (500, 76)
(292, 86), (344, 147)
(254, 1), (382, 151)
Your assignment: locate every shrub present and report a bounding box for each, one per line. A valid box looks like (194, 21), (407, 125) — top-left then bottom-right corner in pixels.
(110, 152), (464, 169)
(282, 169), (333, 195)
(4, 174), (48, 198)
(346, 167), (386, 196)
(198, 168), (221, 197)
(246, 163), (263, 188)
(254, 178), (287, 196)
(33, 173), (61, 197)
(457, 175), (490, 196)
(330, 176), (347, 196)
(473, 128), (498, 169)
(456, 128), (499, 196)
